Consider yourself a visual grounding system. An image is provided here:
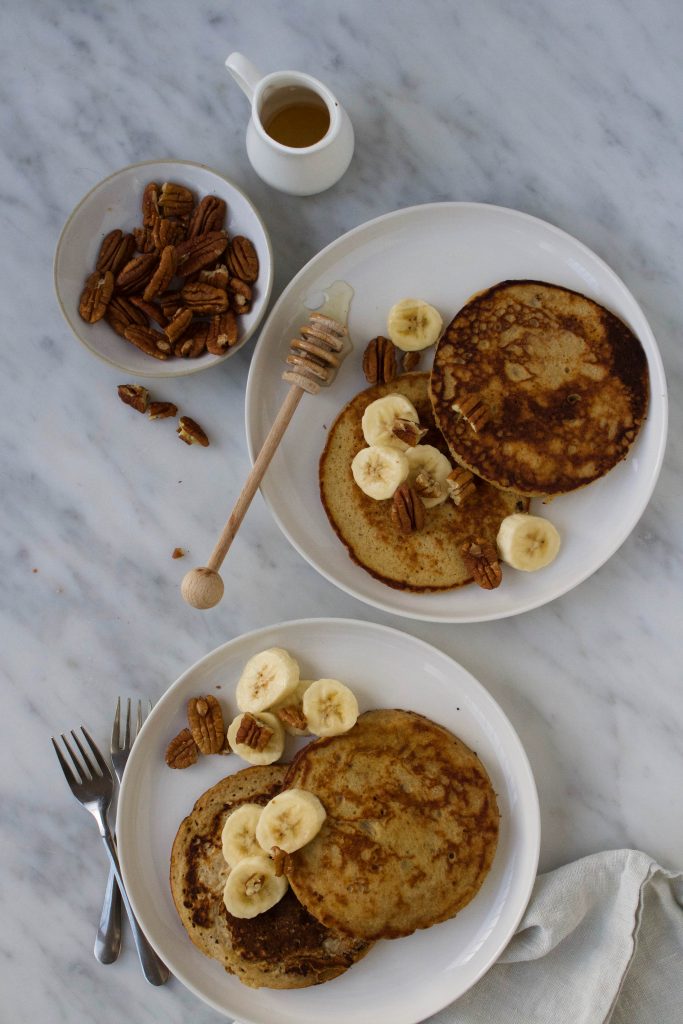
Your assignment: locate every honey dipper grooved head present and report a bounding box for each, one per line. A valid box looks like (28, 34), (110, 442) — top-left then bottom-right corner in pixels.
(181, 567), (224, 609)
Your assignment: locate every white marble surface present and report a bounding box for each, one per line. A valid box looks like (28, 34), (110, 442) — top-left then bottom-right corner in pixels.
(1, 0), (682, 1020)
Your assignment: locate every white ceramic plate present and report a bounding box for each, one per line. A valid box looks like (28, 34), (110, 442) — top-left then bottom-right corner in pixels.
(117, 618), (539, 1024)
(245, 203), (667, 622)
(54, 159), (273, 377)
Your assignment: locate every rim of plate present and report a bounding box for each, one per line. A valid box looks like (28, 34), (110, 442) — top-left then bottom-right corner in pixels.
(53, 158), (274, 378)
(117, 616), (540, 1024)
(245, 201), (668, 622)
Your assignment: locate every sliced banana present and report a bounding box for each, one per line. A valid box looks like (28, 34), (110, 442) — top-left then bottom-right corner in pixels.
(303, 678), (359, 737)
(496, 513), (561, 571)
(386, 298), (443, 352)
(235, 647), (300, 713)
(405, 445), (452, 508)
(223, 854), (288, 919)
(272, 679), (313, 736)
(361, 394), (421, 450)
(221, 803), (263, 867)
(256, 789), (327, 855)
(227, 711), (286, 765)
(352, 445), (409, 500)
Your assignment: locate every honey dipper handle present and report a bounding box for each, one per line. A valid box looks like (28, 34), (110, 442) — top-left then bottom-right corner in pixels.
(207, 384), (305, 571)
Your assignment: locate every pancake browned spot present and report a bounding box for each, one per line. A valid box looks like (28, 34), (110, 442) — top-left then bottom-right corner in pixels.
(170, 766), (371, 988)
(319, 373), (527, 591)
(430, 280), (649, 497)
(284, 710), (500, 941)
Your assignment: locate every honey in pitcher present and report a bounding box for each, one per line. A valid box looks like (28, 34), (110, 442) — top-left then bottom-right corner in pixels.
(262, 86), (331, 148)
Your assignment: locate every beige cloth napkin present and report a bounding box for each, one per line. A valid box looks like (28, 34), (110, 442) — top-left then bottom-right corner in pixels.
(430, 849), (683, 1024)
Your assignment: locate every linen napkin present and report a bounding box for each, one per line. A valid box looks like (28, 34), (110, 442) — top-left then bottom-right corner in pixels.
(430, 848), (683, 1024)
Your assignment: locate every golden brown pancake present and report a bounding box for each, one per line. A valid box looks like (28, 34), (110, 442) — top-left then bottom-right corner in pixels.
(170, 766), (371, 988)
(284, 710), (500, 941)
(319, 373), (527, 591)
(430, 280), (649, 497)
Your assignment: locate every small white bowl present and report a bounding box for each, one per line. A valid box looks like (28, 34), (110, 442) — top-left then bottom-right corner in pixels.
(54, 159), (273, 378)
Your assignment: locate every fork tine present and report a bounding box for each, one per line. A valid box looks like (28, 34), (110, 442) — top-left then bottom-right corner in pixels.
(62, 732), (88, 782)
(52, 737), (78, 786)
(71, 729), (96, 778)
(111, 697), (121, 751)
(135, 699), (142, 739)
(124, 698), (132, 750)
(82, 727), (111, 777)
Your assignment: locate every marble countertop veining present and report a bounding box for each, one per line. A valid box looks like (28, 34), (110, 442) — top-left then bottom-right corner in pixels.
(1, 0), (682, 1020)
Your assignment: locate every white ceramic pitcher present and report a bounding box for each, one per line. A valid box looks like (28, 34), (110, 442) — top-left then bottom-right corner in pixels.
(225, 52), (354, 196)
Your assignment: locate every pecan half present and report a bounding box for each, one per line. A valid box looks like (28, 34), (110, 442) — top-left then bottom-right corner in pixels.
(206, 309), (238, 354)
(187, 195), (226, 238)
(152, 217), (186, 251)
(165, 728), (198, 769)
(158, 291), (184, 319)
(177, 415), (209, 445)
(227, 236), (259, 283)
(181, 282), (229, 314)
(228, 277), (252, 314)
(79, 271), (114, 323)
(116, 253), (158, 294)
(461, 537), (502, 590)
(414, 470), (445, 502)
(143, 245), (177, 301)
(447, 467), (476, 507)
(199, 264), (229, 290)
(117, 383), (149, 413)
(275, 705), (308, 732)
(148, 401), (177, 420)
(174, 321), (208, 358)
(362, 336), (397, 385)
(159, 181), (195, 217)
(402, 351), (420, 372)
(391, 485), (425, 534)
(164, 307), (193, 344)
(391, 418), (427, 447)
(96, 230), (136, 274)
(176, 231), (228, 277)
(142, 182), (160, 227)
(187, 695), (225, 754)
(453, 395), (489, 432)
(128, 296), (168, 327)
(123, 324), (170, 360)
(133, 226), (156, 254)
(106, 295), (148, 336)
(235, 713), (273, 752)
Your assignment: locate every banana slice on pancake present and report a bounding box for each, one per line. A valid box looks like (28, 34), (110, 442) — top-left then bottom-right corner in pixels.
(223, 854), (289, 918)
(405, 445), (453, 508)
(256, 789), (327, 854)
(221, 803), (264, 867)
(361, 394), (423, 450)
(351, 445), (409, 500)
(497, 513), (561, 571)
(387, 298), (443, 351)
(236, 648), (300, 713)
(303, 679), (359, 737)
(228, 712), (286, 765)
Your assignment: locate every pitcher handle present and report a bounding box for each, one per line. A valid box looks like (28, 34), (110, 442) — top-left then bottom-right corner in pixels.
(225, 52), (263, 102)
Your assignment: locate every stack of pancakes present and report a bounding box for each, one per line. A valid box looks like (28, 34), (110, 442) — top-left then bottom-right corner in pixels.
(170, 710), (499, 987)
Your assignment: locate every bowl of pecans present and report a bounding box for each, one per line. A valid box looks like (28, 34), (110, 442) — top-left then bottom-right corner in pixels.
(54, 159), (273, 377)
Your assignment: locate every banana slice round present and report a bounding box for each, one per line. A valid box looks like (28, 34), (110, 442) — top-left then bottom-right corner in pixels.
(221, 803), (263, 867)
(223, 854), (288, 919)
(255, 788), (327, 855)
(497, 513), (561, 571)
(361, 394), (421, 450)
(236, 647), (300, 713)
(303, 678), (359, 737)
(405, 445), (453, 508)
(351, 445), (409, 500)
(387, 298), (443, 352)
(272, 679), (313, 736)
(227, 711), (286, 765)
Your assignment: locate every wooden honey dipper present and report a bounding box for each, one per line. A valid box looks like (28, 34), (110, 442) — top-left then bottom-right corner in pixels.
(181, 311), (349, 609)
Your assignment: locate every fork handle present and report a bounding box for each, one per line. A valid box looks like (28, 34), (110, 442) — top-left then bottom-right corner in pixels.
(99, 831), (170, 985)
(94, 865), (122, 963)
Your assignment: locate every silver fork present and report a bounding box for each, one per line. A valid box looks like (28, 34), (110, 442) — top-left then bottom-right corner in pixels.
(52, 726), (169, 986)
(95, 699), (152, 965)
